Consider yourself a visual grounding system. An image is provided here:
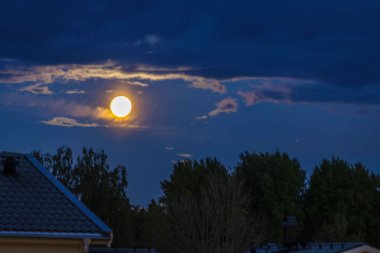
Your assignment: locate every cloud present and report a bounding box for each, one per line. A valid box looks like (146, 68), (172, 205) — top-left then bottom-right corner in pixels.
(0, 61), (226, 93)
(233, 77), (380, 107)
(165, 146), (174, 150)
(176, 153), (193, 158)
(43, 99), (149, 129)
(122, 80), (149, 87)
(234, 77), (316, 106)
(209, 98), (238, 116)
(135, 66), (193, 72)
(41, 117), (99, 128)
(145, 34), (160, 46)
(1, 0), (380, 97)
(197, 98), (239, 119)
(0, 90), (149, 129)
(39, 103), (148, 129)
(195, 115), (208, 120)
(2, 60), (379, 112)
(191, 78), (226, 93)
(104, 121), (150, 129)
(238, 91), (283, 106)
(4, 60), (379, 108)
(49, 102), (114, 121)
(65, 89), (85, 94)
(238, 91), (260, 106)
(20, 84), (53, 95)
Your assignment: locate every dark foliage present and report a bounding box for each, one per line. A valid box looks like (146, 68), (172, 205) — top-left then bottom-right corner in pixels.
(236, 151), (306, 241)
(33, 147), (380, 250)
(304, 158), (380, 244)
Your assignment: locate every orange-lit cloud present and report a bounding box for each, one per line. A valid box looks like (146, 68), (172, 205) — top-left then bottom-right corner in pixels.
(20, 84), (53, 95)
(0, 61), (226, 93)
(40, 102), (147, 129)
(41, 117), (99, 128)
(51, 101), (149, 129)
(237, 91), (282, 106)
(197, 97), (238, 119)
(0, 93), (144, 129)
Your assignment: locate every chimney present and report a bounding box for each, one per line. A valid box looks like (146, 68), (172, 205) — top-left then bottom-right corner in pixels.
(2, 156), (17, 176)
(282, 216), (298, 248)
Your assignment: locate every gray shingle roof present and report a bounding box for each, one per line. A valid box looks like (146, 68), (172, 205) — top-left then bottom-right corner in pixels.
(0, 152), (112, 241)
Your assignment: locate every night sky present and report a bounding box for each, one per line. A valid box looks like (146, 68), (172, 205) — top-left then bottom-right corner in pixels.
(1, 0), (380, 206)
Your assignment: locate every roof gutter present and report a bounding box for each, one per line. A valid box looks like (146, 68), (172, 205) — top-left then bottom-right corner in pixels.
(0, 231), (111, 240)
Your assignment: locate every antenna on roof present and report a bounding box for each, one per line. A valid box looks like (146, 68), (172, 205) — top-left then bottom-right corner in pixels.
(2, 156), (17, 176)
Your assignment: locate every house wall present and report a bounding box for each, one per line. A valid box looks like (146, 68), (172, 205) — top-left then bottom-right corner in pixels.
(0, 237), (84, 253)
(343, 245), (380, 253)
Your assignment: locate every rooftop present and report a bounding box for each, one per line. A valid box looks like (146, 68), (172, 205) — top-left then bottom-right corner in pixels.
(255, 242), (365, 253)
(0, 152), (112, 241)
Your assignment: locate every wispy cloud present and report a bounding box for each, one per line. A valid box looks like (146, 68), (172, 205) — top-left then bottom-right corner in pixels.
(41, 117), (99, 128)
(208, 98), (238, 116)
(165, 146), (174, 150)
(145, 34), (160, 46)
(176, 153), (193, 158)
(104, 121), (150, 129)
(20, 84), (53, 95)
(197, 97), (238, 119)
(135, 66), (193, 72)
(195, 115), (208, 120)
(238, 91), (282, 106)
(52, 102), (115, 121)
(65, 89), (86, 95)
(0, 61), (226, 93)
(121, 80), (149, 87)
(231, 77), (315, 107)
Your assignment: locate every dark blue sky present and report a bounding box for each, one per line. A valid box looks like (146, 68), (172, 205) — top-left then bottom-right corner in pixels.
(1, 0), (380, 205)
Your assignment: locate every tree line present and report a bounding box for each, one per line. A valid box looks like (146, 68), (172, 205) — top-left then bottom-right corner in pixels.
(33, 147), (380, 252)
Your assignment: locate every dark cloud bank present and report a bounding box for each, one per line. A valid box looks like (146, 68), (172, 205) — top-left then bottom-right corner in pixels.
(1, 0), (380, 106)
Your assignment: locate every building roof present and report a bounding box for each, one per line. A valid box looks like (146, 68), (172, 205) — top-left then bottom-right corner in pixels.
(255, 243), (365, 253)
(0, 152), (112, 243)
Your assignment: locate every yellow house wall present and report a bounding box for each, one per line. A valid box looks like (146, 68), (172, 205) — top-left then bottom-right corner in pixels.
(343, 245), (380, 253)
(0, 237), (84, 253)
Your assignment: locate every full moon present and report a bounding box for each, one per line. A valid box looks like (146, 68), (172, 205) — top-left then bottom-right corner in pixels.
(110, 96), (132, 117)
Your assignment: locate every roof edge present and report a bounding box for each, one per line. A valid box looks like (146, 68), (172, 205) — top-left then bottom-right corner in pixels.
(0, 231), (110, 240)
(338, 243), (374, 253)
(26, 154), (113, 238)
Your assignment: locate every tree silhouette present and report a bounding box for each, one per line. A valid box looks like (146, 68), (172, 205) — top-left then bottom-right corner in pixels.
(156, 158), (265, 253)
(304, 158), (380, 244)
(236, 151), (306, 242)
